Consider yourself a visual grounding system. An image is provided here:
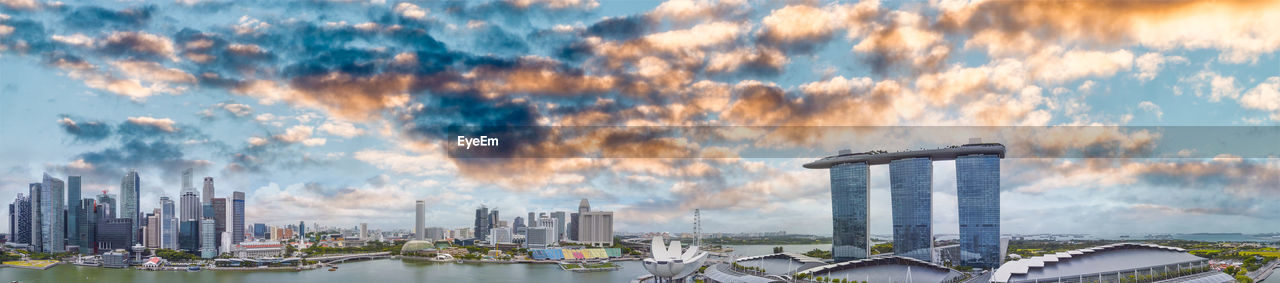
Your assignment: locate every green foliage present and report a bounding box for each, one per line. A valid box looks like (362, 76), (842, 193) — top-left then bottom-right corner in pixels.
(772, 246), (784, 253)
(301, 240), (403, 256)
(0, 252), (21, 262)
(870, 242), (893, 254)
(155, 249), (198, 261)
(803, 248), (832, 259)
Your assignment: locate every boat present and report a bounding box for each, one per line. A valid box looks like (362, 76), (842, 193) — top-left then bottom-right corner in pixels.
(328, 266), (338, 271)
(186, 265), (201, 272)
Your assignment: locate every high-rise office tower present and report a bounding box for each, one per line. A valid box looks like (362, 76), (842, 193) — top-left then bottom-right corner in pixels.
(567, 213), (578, 241)
(957, 154), (1001, 268)
(120, 170), (140, 248)
(212, 198), (226, 248)
(181, 168), (193, 192)
(415, 200), (425, 241)
(231, 192), (245, 244)
(890, 157), (933, 262)
(528, 212), (536, 227)
(80, 199), (97, 254)
(146, 209), (161, 248)
(41, 173), (66, 253)
(96, 192), (116, 219)
(97, 218), (133, 251)
(180, 220), (199, 253)
(67, 176), (81, 253)
(474, 206), (489, 240)
(359, 223), (368, 240)
(200, 219), (216, 258)
(577, 209), (614, 247)
(299, 221), (306, 241)
(202, 177), (215, 204)
(253, 223), (266, 239)
(28, 183), (42, 252)
(550, 212), (566, 241)
(488, 209), (499, 233)
(10, 194), (31, 245)
(180, 189), (200, 223)
(537, 217), (559, 244)
(831, 161), (870, 261)
(160, 197), (177, 249)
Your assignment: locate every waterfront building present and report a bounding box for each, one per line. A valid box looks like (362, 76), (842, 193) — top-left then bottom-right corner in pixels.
(159, 197), (177, 249)
(120, 170), (140, 248)
(474, 206), (489, 240)
(67, 175), (81, 253)
(145, 210), (160, 248)
(525, 226), (551, 249)
(536, 217), (558, 243)
(102, 250), (128, 268)
(96, 192), (116, 219)
(957, 154), (1002, 268)
(80, 199), (97, 254)
(890, 157), (933, 262)
(577, 210), (614, 247)
(180, 220), (199, 253)
(415, 200), (425, 241)
(991, 243), (1227, 283)
(805, 143), (1006, 264)
(488, 227), (513, 244)
(28, 183), (42, 252)
(201, 219), (216, 258)
(642, 236), (708, 281)
(550, 211), (566, 241)
(41, 173), (66, 253)
(212, 197), (227, 248)
(795, 256), (964, 283)
(9, 194), (31, 245)
(232, 192), (245, 244)
(231, 241), (284, 258)
(97, 218), (133, 251)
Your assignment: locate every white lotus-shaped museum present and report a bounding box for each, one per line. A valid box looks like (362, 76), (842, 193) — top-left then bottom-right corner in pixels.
(641, 236), (709, 280)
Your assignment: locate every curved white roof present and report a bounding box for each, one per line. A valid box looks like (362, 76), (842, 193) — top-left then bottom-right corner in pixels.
(991, 243), (1202, 283)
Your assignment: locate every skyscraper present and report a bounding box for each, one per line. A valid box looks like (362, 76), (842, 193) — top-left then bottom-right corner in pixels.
(359, 223), (368, 240)
(41, 173), (66, 253)
(120, 170), (140, 248)
(232, 192), (245, 244)
(537, 217), (559, 245)
(67, 176), (81, 253)
(80, 199), (97, 254)
(474, 206), (489, 240)
(10, 194), (31, 245)
(528, 212), (536, 227)
(253, 223), (266, 239)
(96, 192), (116, 219)
(299, 221), (306, 241)
(577, 210), (614, 247)
(200, 219), (216, 258)
(160, 197), (177, 249)
(202, 177), (215, 204)
(489, 209), (499, 233)
(181, 168), (193, 192)
(212, 197), (227, 249)
(180, 189), (200, 223)
(28, 183), (42, 252)
(97, 218), (133, 251)
(830, 161), (870, 261)
(550, 211), (566, 241)
(890, 157), (933, 262)
(180, 220), (199, 253)
(415, 200), (425, 241)
(146, 210), (161, 248)
(957, 154), (1001, 268)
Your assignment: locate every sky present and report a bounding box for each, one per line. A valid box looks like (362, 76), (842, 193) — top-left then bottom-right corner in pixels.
(0, 0), (1277, 236)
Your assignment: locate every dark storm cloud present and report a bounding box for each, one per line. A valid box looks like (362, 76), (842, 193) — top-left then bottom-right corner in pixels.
(585, 15), (650, 41)
(0, 18), (55, 54)
(57, 115), (113, 143)
(62, 5), (154, 30)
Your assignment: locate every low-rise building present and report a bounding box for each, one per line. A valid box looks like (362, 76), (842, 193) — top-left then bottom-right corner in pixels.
(231, 241), (285, 259)
(102, 250), (128, 268)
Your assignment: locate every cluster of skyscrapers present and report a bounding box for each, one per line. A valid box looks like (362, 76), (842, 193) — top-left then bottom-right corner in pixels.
(7, 169), (246, 259)
(805, 142), (1005, 268)
(452, 199), (613, 249)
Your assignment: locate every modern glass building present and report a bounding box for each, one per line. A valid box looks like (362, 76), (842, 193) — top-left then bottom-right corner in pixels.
(160, 196), (177, 249)
(956, 154), (1001, 268)
(180, 220), (200, 253)
(829, 162), (870, 262)
(96, 217), (132, 251)
(120, 170), (140, 248)
(29, 183), (42, 252)
(10, 194), (31, 245)
(67, 176), (81, 253)
(232, 192), (245, 244)
(80, 199), (97, 254)
(890, 157), (932, 262)
(41, 173), (66, 253)
(201, 219), (216, 258)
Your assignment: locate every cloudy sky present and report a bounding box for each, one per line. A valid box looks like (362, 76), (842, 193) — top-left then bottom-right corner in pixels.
(0, 0), (1277, 236)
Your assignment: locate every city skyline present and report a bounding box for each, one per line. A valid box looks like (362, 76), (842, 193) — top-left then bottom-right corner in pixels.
(1, 0), (1278, 237)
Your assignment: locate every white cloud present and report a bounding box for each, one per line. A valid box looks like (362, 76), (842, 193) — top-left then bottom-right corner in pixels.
(393, 3), (428, 19)
(1134, 53), (1187, 81)
(1239, 77), (1280, 120)
(319, 121), (366, 138)
(274, 125), (314, 143)
(1138, 101), (1163, 120)
(125, 116), (177, 132)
